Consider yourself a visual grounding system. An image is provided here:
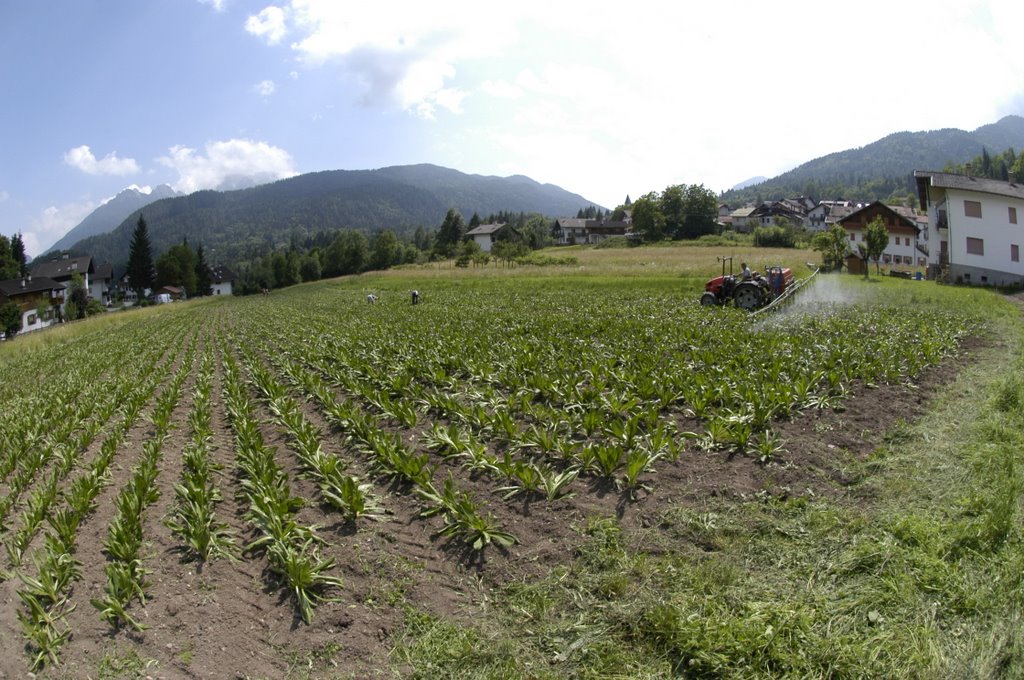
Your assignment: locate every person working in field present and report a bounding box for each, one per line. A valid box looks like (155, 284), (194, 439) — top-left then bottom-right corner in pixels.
(411, 290), (420, 305)
(741, 262), (752, 280)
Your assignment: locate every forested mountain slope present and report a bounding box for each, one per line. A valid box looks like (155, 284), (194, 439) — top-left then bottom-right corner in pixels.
(68, 164), (597, 267)
(721, 115), (1024, 204)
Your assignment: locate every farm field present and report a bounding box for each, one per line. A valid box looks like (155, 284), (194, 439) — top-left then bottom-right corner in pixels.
(1, 246), (1023, 679)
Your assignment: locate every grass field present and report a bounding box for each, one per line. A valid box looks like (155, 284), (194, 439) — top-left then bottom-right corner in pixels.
(0, 244), (1021, 678)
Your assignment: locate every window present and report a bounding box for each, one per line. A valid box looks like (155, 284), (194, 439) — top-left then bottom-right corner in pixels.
(849, 232), (855, 241)
(1013, 244), (1020, 263)
(27, 314), (36, 325)
(966, 237), (984, 255)
(893, 236), (899, 245)
(965, 200), (982, 218)
(905, 237), (911, 246)
(1011, 207), (1018, 224)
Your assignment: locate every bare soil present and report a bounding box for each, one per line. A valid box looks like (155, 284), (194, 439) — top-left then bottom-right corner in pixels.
(0, 335), (981, 680)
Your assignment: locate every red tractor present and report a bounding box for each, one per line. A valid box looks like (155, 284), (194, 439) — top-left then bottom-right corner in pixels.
(700, 257), (794, 311)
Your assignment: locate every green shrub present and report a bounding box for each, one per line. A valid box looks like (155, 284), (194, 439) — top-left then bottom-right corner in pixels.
(753, 226), (797, 248)
(85, 299), (107, 317)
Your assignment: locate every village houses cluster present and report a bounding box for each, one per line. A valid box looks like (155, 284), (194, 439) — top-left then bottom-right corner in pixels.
(4, 169), (1024, 338)
(540, 169), (1024, 286)
(0, 254), (234, 337)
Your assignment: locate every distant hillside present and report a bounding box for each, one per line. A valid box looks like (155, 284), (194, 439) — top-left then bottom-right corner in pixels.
(731, 176), (768, 191)
(67, 164), (599, 269)
(43, 184), (178, 256)
(721, 115), (1024, 205)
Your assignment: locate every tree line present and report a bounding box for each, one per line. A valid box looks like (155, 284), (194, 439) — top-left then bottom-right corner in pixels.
(121, 207), (564, 297)
(625, 184), (720, 242)
(942, 147), (1024, 183)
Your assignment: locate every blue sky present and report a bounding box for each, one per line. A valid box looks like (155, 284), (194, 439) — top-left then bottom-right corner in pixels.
(2, 0), (1023, 257)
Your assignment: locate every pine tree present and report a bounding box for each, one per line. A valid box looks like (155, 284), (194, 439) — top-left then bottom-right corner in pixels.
(434, 208), (465, 258)
(10, 234), (27, 276)
(194, 245), (213, 296)
(126, 215), (155, 296)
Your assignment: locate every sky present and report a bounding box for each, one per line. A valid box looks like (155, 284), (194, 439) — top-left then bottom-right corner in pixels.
(3, 0), (1024, 257)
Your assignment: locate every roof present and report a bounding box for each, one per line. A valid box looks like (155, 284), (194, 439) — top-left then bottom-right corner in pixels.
(210, 265), (235, 283)
(837, 201), (920, 232)
(730, 207), (757, 218)
(556, 218), (589, 228)
(915, 170), (1024, 207)
(93, 262), (113, 280)
(157, 285), (184, 294)
(30, 255), (94, 280)
(825, 205), (856, 223)
(751, 201), (805, 218)
(0, 276), (64, 298)
(465, 222), (507, 236)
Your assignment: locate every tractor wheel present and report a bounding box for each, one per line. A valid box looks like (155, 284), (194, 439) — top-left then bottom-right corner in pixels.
(733, 282), (763, 311)
(700, 292), (718, 306)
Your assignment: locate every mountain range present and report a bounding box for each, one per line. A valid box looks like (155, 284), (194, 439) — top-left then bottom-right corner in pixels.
(721, 114), (1024, 204)
(61, 164), (598, 268)
(42, 184), (179, 257)
(52, 115), (1024, 269)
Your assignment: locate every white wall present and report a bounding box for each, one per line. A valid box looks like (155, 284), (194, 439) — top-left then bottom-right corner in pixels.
(945, 187), (1024, 280)
(472, 234), (493, 252)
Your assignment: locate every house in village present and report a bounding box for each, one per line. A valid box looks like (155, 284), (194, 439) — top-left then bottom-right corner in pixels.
(748, 199), (810, 231)
(0, 275), (66, 334)
(210, 265), (235, 296)
(837, 201), (925, 272)
(807, 200), (856, 232)
(31, 254), (95, 295)
(89, 262), (114, 305)
(155, 285), (185, 302)
(728, 207), (757, 232)
(915, 170), (1024, 286)
(465, 223), (514, 252)
(554, 218), (630, 245)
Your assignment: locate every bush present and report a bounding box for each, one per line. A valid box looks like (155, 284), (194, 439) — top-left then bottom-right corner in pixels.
(517, 253), (579, 266)
(0, 301), (21, 339)
(85, 299), (107, 316)
(753, 226), (796, 248)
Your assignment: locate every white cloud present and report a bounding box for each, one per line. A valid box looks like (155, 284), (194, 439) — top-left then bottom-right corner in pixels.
(254, 79), (277, 97)
(246, 6), (288, 45)
(243, 0), (1024, 203)
(270, 0), (516, 115)
(21, 200), (97, 258)
(481, 79), (522, 99)
(0, 190), (9, 203)
(63, 145), (140, 176)
(197, 0), (226, 11)
(156, 139), (297, 194)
